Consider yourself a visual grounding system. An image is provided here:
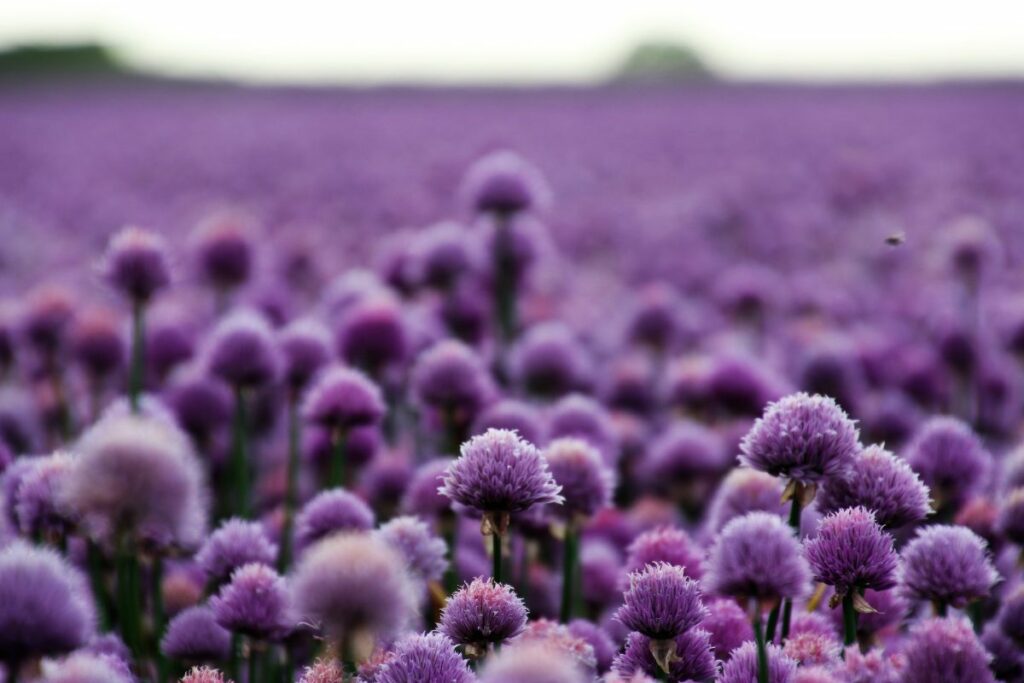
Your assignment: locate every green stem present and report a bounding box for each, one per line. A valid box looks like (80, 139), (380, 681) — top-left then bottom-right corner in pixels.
(116, 536), (141, 659)
(279, 395), (301, 571)
(492, 532), (502, 584)
(228, 634), (241, 683)
(560, 521), (578, 623)
(329, 428), (348, 489)
(842, 593), (858, 649)
(5, 660), (19, 683)
(231, 388), (250, 518)
(86, 540), (110, 631)
(779, 494), (804, 640)
(765, 603), (780, 642)
(129, 300), (145, 414)
(442, 513), (459, 596)
(753, 612), (769, 683)
(248, 640), (260, 683)
(151, 556), (167, 683)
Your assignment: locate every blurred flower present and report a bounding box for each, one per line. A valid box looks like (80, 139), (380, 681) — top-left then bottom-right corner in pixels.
(816, 445), (931, 528)
(205, 309), (279, 389)
(211, 562), (291, 640)
(375, 515), (448, 584)
(624, 526), (705, 581)
(295, 488), (375, 549)
(904, 416), (990, 509)
(191, 211), (254, 291)
(611, 630), (717, 682)
(101, 226), (171, 303)
(196, 518), (277, 586)
(161, 605), (232, 662)
(374, 632), (474, 683)
(900, 617), (994, 683)
(544, 437), (614, 520)
(899, 525), (998, 609)
(700, 597), (753, 661)
(719, 641), (797, 683)
(277, 318), (332, 393)
(302, 366), (385, 432)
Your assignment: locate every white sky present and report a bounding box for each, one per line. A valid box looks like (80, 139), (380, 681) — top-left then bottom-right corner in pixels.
(2, 0), (1024, 83)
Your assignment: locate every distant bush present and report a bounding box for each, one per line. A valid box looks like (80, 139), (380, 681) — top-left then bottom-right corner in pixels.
(615, 41), (714, 83)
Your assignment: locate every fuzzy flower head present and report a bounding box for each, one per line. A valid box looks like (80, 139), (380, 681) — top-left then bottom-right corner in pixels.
(611, 630), (717, 683)
(782, 631), (840, 668)
(375, 515), (448, 584)
(740, 392), (860, 484)
(901, 617), (994, 683)
(544, 438), (615, 520)
(295, 488), (375, 549)
(816, 445), (931, 528)
(567, 619), (616, 673)
(899, 524), (999, 608)
(375, 632), (474, 683)
(44, 651), (134, 683)
(196, 518), (278, 585)
(997, 586), (1024, 644)
(299, 659), (343, 683)
(0, 542), (95, 660)
(14, 450), (76, 539)
(461, 149), (552, 217)
(706, 468), (786, 533)
(334, 296), (407, 375)
(479, 641), (586, 683)
(700, 597), (753, 660)
(277, 318), (332, 392)
(211, 562), (291, 641)
(805, 506), (898, 598)
(705, 511), (811, 607)
(547, 394), (617, 461)
(615, 562), (707, 640)
(473, 399), (545, 447)
(439, 578), (528, 650)
(512, 323), (592, 399)
(101, 226), (172, 303)
(400, 458), (452, 519)
(205, 309), (279, 388)
(411, 340), (494, 424)
(904, 416), (991, 509)
(71, 308), (126, 379)
(63, 413), (207, 548)
(161, 605), (232, 662)
(642, 422), (727, 488)
(997, 486), (1024, 545)
(624, 526), (705, 582)
(439, 429), (563, 525)
(191, 210), (254, 290)
(302, 365), (385, 433)
(181, 666), (233, 683)
(720, 642), (797, 683)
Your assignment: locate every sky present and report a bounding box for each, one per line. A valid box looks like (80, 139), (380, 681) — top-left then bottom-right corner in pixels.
(2, 0), (1024, 83)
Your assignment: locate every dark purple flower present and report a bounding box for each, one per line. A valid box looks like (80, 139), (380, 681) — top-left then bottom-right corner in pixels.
(302, 366), (385, 432)
(901, 617), (994, 683)
(706, 467), (786, 533)
(615, 562), (707, 640)
(277, 318), (332, 392)
(205, 309), (279, 388)
(997, 487), (1024, 545)
(335, 296), (407, 375)
(997, 585), (1024, 645)
(71, 309), (126, 380)
(167, 368), (232, 445)
(20, 285), (75, 356)
(400, 458), (452, 519)
(904, 416), (991, 509)
(804, 506), (898, 597)
(579, 539), (622, 607)
(439, 577), (528, 650)
(460, 150), (551, 217)
(375, 515), (448, 584)
(567, 619), (616, 673)
(981, 624), (1024, 682)
(739, 392), (860, 484)
(513, 619), (597, 673)
(627, 282), (685, 352)
(611, 630), (718, 682)
(472, 399), (544, 447)
(642, 421), (727, 490)
(210, 562), (291, 640)
(191, 211), (254, 290)
(543, 437), (614, 520)
(161, 605), (232, 662)
(412, 221), (474, 290)
(375, 632), (474, 683)
(411, 340), (493, 426)
(943, 216), (1002, 282)
(704, 353), (789, 419)
(624, 526), (705, 581)
(295, 488), (375, 549)
(547, 394), (617, 461)
(101, 226), (171, 303)
(196, 518), (278, 585)
(840, 648), (904, 683)
(700, 597), (753, 661)
(14, 451), (75, 538)
(181, 665), (231, 683)
(719, 641), (797, 683)
(512, 323), (592, 399)
(899, 524), (998, 608)
(146, 313), (196, 380)
(816, 445), (931, 529)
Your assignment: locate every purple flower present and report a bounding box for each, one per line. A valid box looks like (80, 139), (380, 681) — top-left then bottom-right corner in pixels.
(205, 309), (279, 388)
(997, 487), (1024, 545)
(291, 532), (416, 643)
(840, 649), (904, 683)
(981, 624), (1024, 682)
(719, 641), (797, 683)
(375, 515), (448, 584)
(624, 526), (705, 581)
(706, 468), (786, 533)
(334, 296), (407, 375)
(439, 428), (563, 521)
(191, 211), (254, 290)
(547, 394), (617, 461)
(14, 451), (75, 538)
(400, 458), (452, 519)
(642, 421), (727, 488)
(899, 524), (998, 608)
(997, 585), (1024, 645)
(277, 318), (332, 392)
(196, 518), (278, 585)
(513, 619), (597, 673)
(460, 150), (551, 217)
(375, 632), (474, 683)
(479, 641), (586, 683)
(580, 539), (623, 607)
(20, 285), (75, 356)
(411, 221), (474, 290)
(295, 488), (375, 549)
(567, 619), (616, 673)
(781, 631), (840, 667)
(210, 562), (291, 640)
(161, 605), (232, 662)
(411, 340), (493, 425)
(627, 282), (685, 351)
(0, 542), (95, 660)
(472, 399), (544, 446)
(45, 652), (133, 683)
(544, 438), (615, 520)
(787, 612), (837, 640)
(101, 226), (171, 303)
(615, 562), (707, 640)
(611, 630), (718, 682)
(901, 617), (994, 683)
(705, 512), (811, 606)
(166, 368), (232, 444)
(740, 392), (860, 484)
(439, 578), (528, 649)
(512, 323), (592, 399)
(300, 659), (343, 683)
(700, 597), (753, 660)
(146, 314), (196, 380)
(904, 416), (991, 509)
(181, 665), (232, 683)
(816, 445), (931, 529)
(71, 309), (126, 380)
(943, 216), (1002, 281)
(804, 506), (898, 597)
(302, 366), (385, 432)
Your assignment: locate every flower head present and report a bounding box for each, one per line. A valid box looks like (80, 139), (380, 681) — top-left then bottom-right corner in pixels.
(299, 659), (343, 683)
(981, 624), (1024, 682)
(479, 641), (586, 683)
(512, 323), (591, 399)
(191, 211), (253, 290)
(335, 296), (407, 374)
(611, 630), (717, 682)
(901, 617), (994, 683)
(615, 562), (707, 640)
(161, 605), (232, 662)
(461, 150), (551, 216)
(45, 651), (133, 683)
(997, 585), (1024, 645)
(642, 421), (727, 487)
(782, 631), (840, 667)
(544, 438), (615, 520)
(567, 619), (616, 673)
(624, 526), (705, 581)
(400, 458), (452, 519)
(295, 488), (375, 549)
(439, 578), (528, 648)
(375, 632), (474, 683)
(375, 515), (448, 584)
(101, 226), (171, 303)
(302, 366), (385, 432)
(548, 394), (617, 460)
(997, 487), (1024, 545)
(278, 318), (332, 392)
(472, 399), (544, 447)
(71, 309), (126, 379)
(14, 450), (76, 538)
(196, 518), (278, 585)
(411, 340), (493, 424)
(699, 597), (753, 660)
(899, 525), (998, 608)
(816, 445), (931, 528)
(181, 665), (232, 683)
(719, 641), (797, 683)
(905, 416), (990, 508)
(804, 506), (898, 597)
(205, 309), (279, 388)
(706, 468), (786, 533)
(211, 562), (291, 640)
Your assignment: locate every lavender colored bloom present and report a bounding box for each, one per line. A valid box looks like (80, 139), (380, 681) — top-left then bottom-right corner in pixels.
(439, 577), (528, 649)
(101, 226), (171, 303)
(335, 296), (407, 374)
(211, 562), (291, 640)
(997, 585), (1024, 644)
(472, 399), (544, 446)
(580, 539), (622, 606)
(627, 282), (685, 351)
(840, 649), (904, 683)
(513, 619), (598, 672)
(699, 597), (753, 660)
(71, 309), (126, 380)
(782, 631), (840, 667)
(180, 665), (232, 683)
(611, 630), (718, 682)
(20, 285), (75, 356)
(706, 354), (789, 419)
(291, 532), (416, 642)
(439, 428), (563, 520)
(615, 562), (707, 640)
(544, 438), (614, 520)
(901, 617), (994, 683)
(302, 366), (385, 432)
(191, 211), (254, 290)
(706, 468), (786, 533)
(547, 394), (617, 461)
(624, 526), (705, 581)
(14, 451), (75, 538)
(567, 620), (616, 673)
(804, 506), (898, 598)
(792, 668), (842, 683)
(816, 445), (931, 529)
(161, 605), (232, 662)
(642, 421), (727, 488)
(904, 416), (991, 509)
(301, 659), (344, 683)
(705, 512), (811, 605)
(0, 542), (95, 660)
(512, 323), (592, 399)
(899, 525), (998, 608)
(62, 413), (207, 548)
(167, 369), (232, 445)
(146, 314), (196, 380)
(400, 458), (452, 519)
(84, 633), (131, 666)
(479, 640), (586, 683)
(196, 518), (278, 585)
(739, 392), (860, 484)
(997, 487), (1024, 545)
(411, 340), (493, 423)
(461, 150), (551, 217)
(943, 216), (1002, 281)
(44, 652), (133, 683)
(412, 221), (474, 290)
(374, 632), (474, 683)
(295, 488), (375, 548)
(277, 318), (332, 392)
(981, 624), (1024, 682)
(205, 309), (279, 388)
(719, 642), (796, 683)
(375, 515), (448, 584)
(787, 612), (837, 640)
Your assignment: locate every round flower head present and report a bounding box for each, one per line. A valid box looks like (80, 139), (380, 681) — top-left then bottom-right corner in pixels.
(624, 526), (705, 581)
(375, 632), (474, 683)
(295, 488), (375, 549)
(277, 318), (332, 392)
(512, 323), (592, 399)
(439, 429), (563, 524)
(782, 631), (840, 668)
(335, 296), (407, 374)
(44, 651), (133, 683)
(615, 562), (707, 640)
(473, 399), (544, 447)
(706, 467), (786, 533)
(300, 659), (343, 683)
(700, 597), (753, 660)
(412, 221), (473, 290)
(191, 211), (253, 290)
(627, 282), (685, 351)
(816, 445), (931, 529)
(479, 641), (586, 683)
(0, 542), (95, 660)
(904, 416), (991, 508)
(63, 413), (207, 548)
(642, 421), (727, 489)
(291, 532), (416, 643)
(981, 624), (1024, 682)
(161, 605), (232, 662)
(167, 369), (232, 446)
(804, 506), (898, 599)
(375, 515), (448, 584)
(739, 392), (860, 484)
(544, 438), (614, 520)
(211, 562), (291, 640)
(841, 649), (904, 683)
(580, 539), (622, 606)
(515, 619), (599, 674)
(196, 518), (278, 585)
(302, 366), (385, 432)
(205, 309), (279, 388)
(567, 620), (616, 673)
(943, 216), (1002, 282)
(997, 487), (1024, 545)
(901, 617), (994, 683)
(181, 665), (232, 683)
(899, 524), (998, 608)
(71, 309), (126, 380)
(703, 353), (788, 419)
(411, 340), (493, 423)
(20, 285), (74, 356)
(997, 586), (1024, 644)
(439, 578), (528, 650)
(101, 226), (171, 303)
(14, 450), (76, 539)
(719, 642), (797, 683)
(84, 633), (131, 666)
(146, 314), (196, 380)
(705, 511), (811, 606)
(460, 149), (551, 216)
(400, 458), (452, 519)
(611, 630), (717, 682)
